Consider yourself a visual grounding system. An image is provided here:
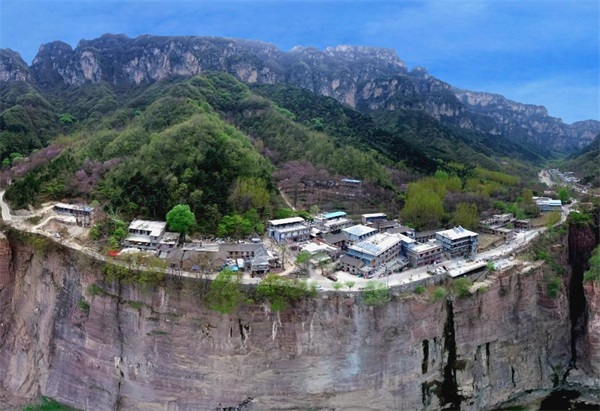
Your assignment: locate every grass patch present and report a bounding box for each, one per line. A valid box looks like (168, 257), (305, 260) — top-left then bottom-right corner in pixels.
(127, 300), (144, 310)
(86, 283), (105, 296)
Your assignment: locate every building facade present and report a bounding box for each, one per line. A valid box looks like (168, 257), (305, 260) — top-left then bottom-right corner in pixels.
(435, 226), (478, 258)
(267, 217), (310, 244)
(342, 224), (377, 244)
(124, 220), (167, 250)
(347, 232), (403, 267)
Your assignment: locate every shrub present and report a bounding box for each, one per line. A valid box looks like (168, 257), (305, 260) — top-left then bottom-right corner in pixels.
(86, 283), (105, 296)
(583, 246), (600, 283)
(128, 300), (144, 310)
(547, 276), (561, 298)
(23, 396), (78, 411)
(361, 281), (390, 306)
(431, 287), (448, 301)
(256, 274), (316, 311)
(453, 278), (473, 298)
(78, 300), (90, 312)
(414, 285), (425, 294)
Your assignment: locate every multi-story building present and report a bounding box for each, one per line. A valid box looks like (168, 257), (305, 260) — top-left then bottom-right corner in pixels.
(313, 211), (353, 235)
(404, 240), (442, 267)
(347, 232), (404, 267)
(267, 217), (310, 244)
(124, 219), (167, 250)
(436, 226), (478, 258)
(342, 224), (377, 244)
(534, 197), (562, 212)
(361, 213), (387, 225)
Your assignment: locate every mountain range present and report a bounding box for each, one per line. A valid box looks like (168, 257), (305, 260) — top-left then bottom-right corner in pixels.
(1, 34), (598, 155)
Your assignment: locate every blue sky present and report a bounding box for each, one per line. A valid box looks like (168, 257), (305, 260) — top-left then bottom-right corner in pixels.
(1, 0), (598, 124)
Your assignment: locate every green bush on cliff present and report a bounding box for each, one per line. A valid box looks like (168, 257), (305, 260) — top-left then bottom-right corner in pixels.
(361, 281), (390, 306)
(23, 397), (79, 411)
(453, 278), (473, 298)
(207, 268), (244, 314)
(431, 287), (448, 301)
(547, 276), (561, 298)
(584, 246), (600, 283)
(256, 274), (316, 311)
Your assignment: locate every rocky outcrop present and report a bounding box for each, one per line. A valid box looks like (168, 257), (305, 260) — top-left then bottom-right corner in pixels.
(454, 89), (600, 151)
(0, 231), (595, 410)
(2, 33), (597, 153)
(0, 49), (30, 83)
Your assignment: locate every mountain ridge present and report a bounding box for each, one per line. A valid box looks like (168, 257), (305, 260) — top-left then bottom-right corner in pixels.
(1, 33), (599, 153)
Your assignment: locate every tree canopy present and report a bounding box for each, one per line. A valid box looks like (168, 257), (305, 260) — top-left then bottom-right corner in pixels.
(166, 204), (196, 241)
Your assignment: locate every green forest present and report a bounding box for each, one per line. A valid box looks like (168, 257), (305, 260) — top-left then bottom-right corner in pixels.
(0, 71), (593, 237)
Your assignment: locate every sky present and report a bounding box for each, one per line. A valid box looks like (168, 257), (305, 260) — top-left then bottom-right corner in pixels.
(1, 0), (598, 124)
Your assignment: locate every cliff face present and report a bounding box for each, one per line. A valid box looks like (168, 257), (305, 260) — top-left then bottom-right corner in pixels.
(454, 89), (599, 151)
(0, 231), (593, 411)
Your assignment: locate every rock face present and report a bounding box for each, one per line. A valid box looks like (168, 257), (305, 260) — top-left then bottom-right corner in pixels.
(0, 49), (30, 83)
(2, 34), (597, 153)
(0, 231), (597, 411)
(454, 89), (600, 151)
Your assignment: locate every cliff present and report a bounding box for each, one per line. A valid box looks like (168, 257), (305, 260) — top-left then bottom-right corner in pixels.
(0, 229), (597, 411)
(1, 34), (598, 153)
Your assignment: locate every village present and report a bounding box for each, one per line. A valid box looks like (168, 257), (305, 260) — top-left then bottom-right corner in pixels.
(0, 188), (569, 292)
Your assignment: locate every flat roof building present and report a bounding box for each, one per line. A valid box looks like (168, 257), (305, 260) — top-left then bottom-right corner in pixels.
(436, 226), (478, 258)
(267, 217), (309, 244)
(342, 224), (377, 244)
(405, 240), (443, 268)
(347, 232), (404, 267)
(124, 219), (167, 251)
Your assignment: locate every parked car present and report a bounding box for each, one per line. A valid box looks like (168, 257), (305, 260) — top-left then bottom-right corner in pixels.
(326, 275), (338, 282)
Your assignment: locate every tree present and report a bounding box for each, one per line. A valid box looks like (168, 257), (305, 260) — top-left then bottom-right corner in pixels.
(295, 250), (311, 274)
(402, 181), (445, 230)
(166, 204), (196, 244)
(333, 282), (343, 291)
(277, 243), (289, 269)
(558, 187), (570, 204)
(207, 269), (244, 314)
(452, 202), (479, 230)
(453, 278), (472, 298)
(361, 281), (390, 306)
(345, 280), (355, 291)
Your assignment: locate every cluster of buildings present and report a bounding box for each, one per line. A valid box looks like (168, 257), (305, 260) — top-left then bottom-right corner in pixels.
(266, 211), (479, 278)
(479, 213), (530, 239)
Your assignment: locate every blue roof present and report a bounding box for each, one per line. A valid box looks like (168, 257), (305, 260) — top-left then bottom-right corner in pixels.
(341, 178), (361, 183)
(323, 211), (346, 219)
(548, 200), (562, 205)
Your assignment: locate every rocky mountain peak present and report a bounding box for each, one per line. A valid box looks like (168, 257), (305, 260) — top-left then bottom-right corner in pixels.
(0, 49), (30, 82)
(325, 45), (407, 70)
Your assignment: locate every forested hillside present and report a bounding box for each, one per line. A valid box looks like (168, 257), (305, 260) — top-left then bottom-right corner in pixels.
(563, 134), (600, 187)
(0, 70), (561, 234)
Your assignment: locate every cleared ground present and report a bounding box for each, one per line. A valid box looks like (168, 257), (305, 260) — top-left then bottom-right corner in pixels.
(530, 213), (551, 228)
(477, 232), (503, 251)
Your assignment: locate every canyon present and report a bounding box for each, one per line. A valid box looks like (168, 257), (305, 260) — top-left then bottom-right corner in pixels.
(0, 219), (598, 410)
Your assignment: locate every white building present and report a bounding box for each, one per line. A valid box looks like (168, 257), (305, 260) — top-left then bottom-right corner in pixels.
(342, 224), (377, 244)
(436, 226), (478, 258)
(347, 232), (404, 267)
(124, 219), (167, 251)
(267, 217), (310, 244)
